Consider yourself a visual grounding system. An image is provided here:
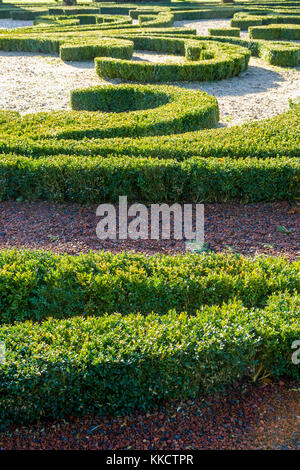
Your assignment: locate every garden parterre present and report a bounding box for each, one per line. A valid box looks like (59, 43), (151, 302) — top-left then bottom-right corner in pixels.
(0, 0), (299, 430)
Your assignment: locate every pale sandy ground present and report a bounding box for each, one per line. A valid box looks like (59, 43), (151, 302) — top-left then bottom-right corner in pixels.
(0, 19), (34, 29)
(174, 18), (249, 39)
(0, 19), (299, 126)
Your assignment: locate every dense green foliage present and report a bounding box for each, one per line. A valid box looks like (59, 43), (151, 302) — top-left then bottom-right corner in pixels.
(1, 108), (298, 160)
(209, 27), (241, 37)
(249, 23), (300, 40)
(70, 84), (219, 132)
(0, 250), (298, 323)
(0, 153), (298, 203)
(231, 12), (300, 30)
(95, 39), (250, 82)
(0, 291), (299, 427)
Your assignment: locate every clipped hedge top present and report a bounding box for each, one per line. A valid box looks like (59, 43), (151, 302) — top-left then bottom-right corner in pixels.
(0, 249), (298, 324)
(1, 84), (219, 139)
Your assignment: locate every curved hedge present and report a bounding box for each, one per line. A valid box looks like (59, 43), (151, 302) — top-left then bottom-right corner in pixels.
(0, 283), (299, 426)
(70, 84), (219, 134)
(0, 85), (219, 139)
(95, 39), (250, 83)
(138, 11), (175, 28)
(0, 106), (298, 204)
(2, 109), (298, 161)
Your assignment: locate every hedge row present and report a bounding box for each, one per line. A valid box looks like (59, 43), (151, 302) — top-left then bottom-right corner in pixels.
(0, 249), (298, 323)
(0, 292), (299, 427)
(60, 37), (134, 62)
(69, 84), (219, 133)
(34, 14), (133, 28)
(139, 12), (174, 28)
(0, 108), (298, 160)
(231, 12), (300, 30)
(95, 39), (250, 82)
(187, 34), (300, 67)
(208, 27), (241, 37)
(0, 153), (298, 203)
(249, 24), (300, 40)
(10, 9), (48, 21)
(0, 85), (219, 139)
(0, 27), (197, 62)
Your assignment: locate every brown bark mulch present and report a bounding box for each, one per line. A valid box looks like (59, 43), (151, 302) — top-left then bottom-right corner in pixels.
(0, 200), (298, 259)
(0, 380), (299, 450)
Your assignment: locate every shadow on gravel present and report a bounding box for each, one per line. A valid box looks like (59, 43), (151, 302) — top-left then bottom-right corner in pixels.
(181, 64), (285, 97)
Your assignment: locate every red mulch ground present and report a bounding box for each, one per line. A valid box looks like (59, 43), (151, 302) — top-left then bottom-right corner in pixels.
(0, 380), (299, 450)
(0, 200), (298, 259)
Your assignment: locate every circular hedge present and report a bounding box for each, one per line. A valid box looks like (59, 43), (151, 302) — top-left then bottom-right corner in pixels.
(68, 83), (219, 137)
(95, 38), (251, 83)
(71, 84), (170, 112)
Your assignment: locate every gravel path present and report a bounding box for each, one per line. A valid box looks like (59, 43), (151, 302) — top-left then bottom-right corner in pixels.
(0, 51), (299, 125)
(0, 201), (298, 259)
(1, 380), (298, 450)
(0, 19), (299, 124)
(174, 18), (249, 39)
(0, 19), (33, 29)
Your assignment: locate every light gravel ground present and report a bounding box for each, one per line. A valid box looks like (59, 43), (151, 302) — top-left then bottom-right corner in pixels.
(0, 19), (34, 29)
(174, 18), (249, 39)
(0, 19), (299, 125)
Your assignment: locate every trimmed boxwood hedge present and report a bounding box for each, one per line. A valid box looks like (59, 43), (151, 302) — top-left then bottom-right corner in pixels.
(258, 40), (300, 66)
(208, 27), (240, 37)
(69, 84), (219, 133)
(138, 11), (174, 28)
(231, 12), (300, 30)
(0, 249), (298, 323)
(0, 14), (297, 68)
(60, 37), (134, 61)
(95, 39), (250, 83)
(0, 291), (299, 427)
(0, 85), (219, 139)
(0, 153), (298, 203)
(2, 109), (298, 161)
(249, 24), (300, 40)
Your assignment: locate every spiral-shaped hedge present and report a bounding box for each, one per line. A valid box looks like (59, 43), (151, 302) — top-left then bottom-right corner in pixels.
(95, 37), (251, 83)
(68, 84), (219, 137)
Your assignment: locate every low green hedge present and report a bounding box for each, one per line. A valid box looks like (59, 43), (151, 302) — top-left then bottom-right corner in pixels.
(95, 39), (250, 83)
(77, 14), (97, 25)
(60, 37), (134, 62)
(208, 27), (240, 38)
(70, 84), (219, 134)
(0, 85), (219, 139)
(172, 8), (238, 21)
(0, 109), (299, 161)
(182, 33), (300, 67)
(0, 250), (298, 323)
(249, 24), (300, 40)
(0, 153), (298, 203)
(259, 40), (300, 66)
(138, 12), (174, 28)
(231, 12), (300, 30)
(0, 292), (298, 427)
